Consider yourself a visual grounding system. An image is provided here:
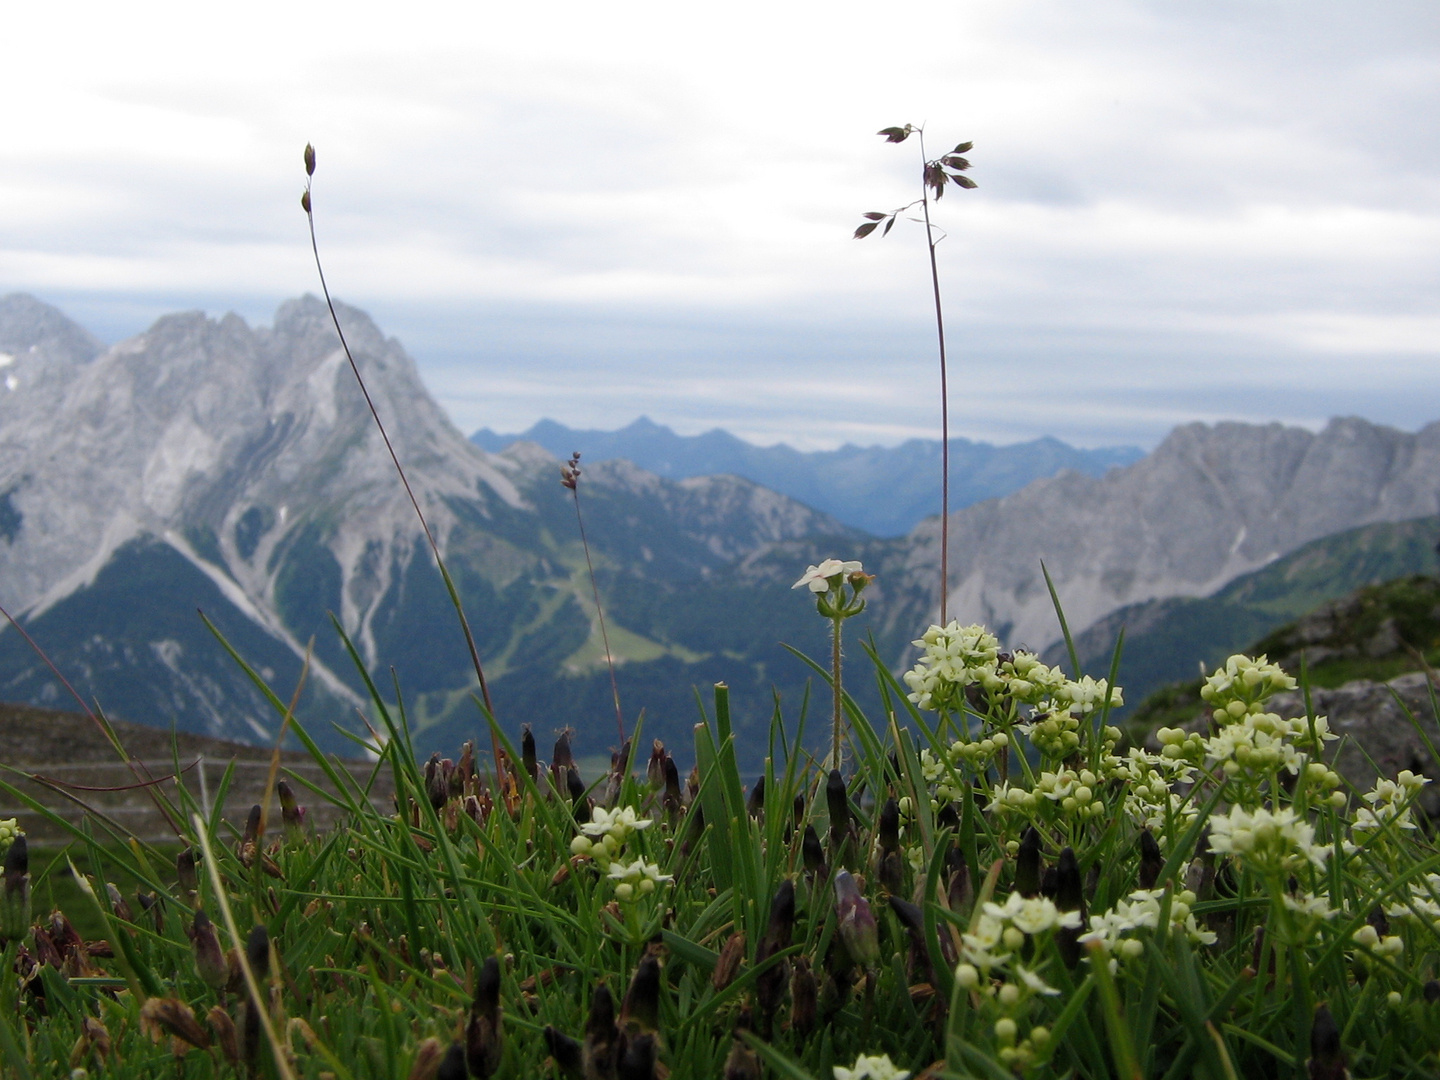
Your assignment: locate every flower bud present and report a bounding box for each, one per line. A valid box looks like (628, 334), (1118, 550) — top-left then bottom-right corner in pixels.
(1138, 830), (1164, 890)
(436, 1043), (467, 1080)
(303, 144), (316, 176)
(140, 997), (211, 1050)
(746, 775), (766, 820)
(1307, 1003), (1347, 1080)
(789, 955), (817, 1038)
(1, 834), (31, 941)
(621, 955), (662, 1034)
(646, 741), (667, 791)
(833, 870), (879, 968)
(618, 1031), (657, 1080)
(176, 848), (199, 900)
(1015, 826), (1042, 898)
(277, 781), (306, 841)
(584, 984), (620, 1077)
(723, 1036), (762, 1080)
(542, 1026), (583, 1079)
(465, 956), (503, 1078)
(188, 909), (227, 990)
(712, 932), (746, 992)
(802, 824), (826, 877)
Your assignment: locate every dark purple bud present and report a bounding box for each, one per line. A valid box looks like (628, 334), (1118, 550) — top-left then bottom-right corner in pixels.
(746, 775), (765, 819)
(1138, 830), (1163, 890)
(877, 798), (900, 854)
(176, 847), (199, 898)
(834, 870), (879, 967)
(106, 882), (134, 923)
(789, 955), (817, 1039)
(583, 984), (620, 1077)
(645, 740), (666, 791)
(245, 923), (270, 979)
(617, 1032), (657, 1080)
(436, 1042), (467, 1080)
(802, 824), (825, 877)
(1307, 1003), (1346, 1080)
(1426, 980), (1440, 1004)
(465, 956), (503, 1077)
(1015, 826), (1042, 898)
(543, 1025), (583, 1078)
(189, 909), (227, 989)
(300, 190), (311, 213)
(303, 144), (316, 176)
(425, 753), (448, 811)
(621, 954), (661, 1034)
(521, 726), (538, 783)
(723, 1037), (762, 1080)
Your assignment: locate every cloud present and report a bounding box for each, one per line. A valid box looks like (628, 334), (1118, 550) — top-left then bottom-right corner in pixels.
(1, 0), (1437, 449)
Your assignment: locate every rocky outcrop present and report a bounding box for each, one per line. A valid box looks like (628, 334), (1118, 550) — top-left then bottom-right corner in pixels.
(1270, 672), (1440, 814)
(891, 418), (1440, 651)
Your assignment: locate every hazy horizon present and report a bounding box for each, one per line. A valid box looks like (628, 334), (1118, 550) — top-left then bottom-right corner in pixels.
(5, 1), (1437, 451)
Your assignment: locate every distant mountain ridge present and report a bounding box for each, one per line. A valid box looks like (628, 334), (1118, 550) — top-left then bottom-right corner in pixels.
(1, 291), (1437, 768)
(471, 417), (1143, 536)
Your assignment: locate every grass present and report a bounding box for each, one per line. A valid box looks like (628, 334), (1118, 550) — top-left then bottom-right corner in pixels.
(3, 621), (1440, 1077)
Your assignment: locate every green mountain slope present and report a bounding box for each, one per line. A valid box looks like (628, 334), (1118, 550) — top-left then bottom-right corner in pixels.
(1055, 516), (1440, 717)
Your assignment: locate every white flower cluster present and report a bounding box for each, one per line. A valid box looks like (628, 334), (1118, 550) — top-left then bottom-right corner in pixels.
(1383, 873), (1440, 931)
(606, 858), (673, 903)
(1200, 654), (1296, 710)
(957, 891), (1081, 974)
(976, 651), (1069, 705)
(570, 805), (653, 871)
(903, 623), (1000, 712)
(1353, 771), (1430, 834)
(1079, 888), (1216, 956)
(0, 818), (17, 856)
(1207, 805), (1331, 876)
(833, 1053), (910, 1080)
(1352, 923), (1404, 958)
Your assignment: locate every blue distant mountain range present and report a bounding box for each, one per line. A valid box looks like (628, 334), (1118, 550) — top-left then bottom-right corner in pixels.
(470, 417), (1144, 536)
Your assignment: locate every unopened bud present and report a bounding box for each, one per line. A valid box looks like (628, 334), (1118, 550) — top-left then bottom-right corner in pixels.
(833, 870), (879, 967)
(303, 143), (316, 176)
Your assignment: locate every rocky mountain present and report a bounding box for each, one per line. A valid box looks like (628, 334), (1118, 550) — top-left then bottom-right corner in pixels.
(0, 294), (868, 761)
(1053, 516), (1440, 711)
(471, 417), (1143, 537)
(2, 290), (1437, 768)
(878, 418), (1440, 657)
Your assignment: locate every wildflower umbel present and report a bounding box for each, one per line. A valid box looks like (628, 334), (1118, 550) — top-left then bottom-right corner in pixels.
(834, 1052), (910, 1080)
(794, 558), (873, 767)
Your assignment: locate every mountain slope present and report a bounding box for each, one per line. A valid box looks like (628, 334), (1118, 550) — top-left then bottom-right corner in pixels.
(0, 295), (873, 760)
(1050, 516), (1440, 710)
(472, 416), (1142, 537)
(883, 419), (1440, 655)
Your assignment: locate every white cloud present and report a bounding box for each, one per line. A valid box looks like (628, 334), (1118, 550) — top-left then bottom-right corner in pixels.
(2, 0), (1438, 449)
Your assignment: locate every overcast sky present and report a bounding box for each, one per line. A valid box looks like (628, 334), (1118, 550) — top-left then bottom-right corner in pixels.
(3, 1), (1438, 450)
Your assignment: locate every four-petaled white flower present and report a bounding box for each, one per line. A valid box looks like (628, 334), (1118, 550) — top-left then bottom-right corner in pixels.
(833, 1053), (910, 1080)
(793, 559), (864, 593)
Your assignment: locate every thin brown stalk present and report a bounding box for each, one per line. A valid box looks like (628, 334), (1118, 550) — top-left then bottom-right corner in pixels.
(563, 455), (625, 746)
(0, 601), (184, 837)
(301, 147), (501, 770)
(917, 128), (950, 626)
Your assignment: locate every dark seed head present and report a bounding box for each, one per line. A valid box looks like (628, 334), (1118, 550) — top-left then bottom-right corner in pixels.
(1015, 826), (1042, 898)
(303, 143), (316, 176)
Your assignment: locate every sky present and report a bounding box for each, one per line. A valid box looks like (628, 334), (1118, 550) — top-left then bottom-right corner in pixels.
(3, 1), (1438, 450)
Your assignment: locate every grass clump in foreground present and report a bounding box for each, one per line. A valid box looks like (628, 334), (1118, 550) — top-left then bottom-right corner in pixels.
(3, 584), (1440, 1079)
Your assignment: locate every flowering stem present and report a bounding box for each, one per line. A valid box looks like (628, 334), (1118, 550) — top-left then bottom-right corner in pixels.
(918, 129), (951, 626)
(831, 615), (845, 768)
(570, 483), (626, 747)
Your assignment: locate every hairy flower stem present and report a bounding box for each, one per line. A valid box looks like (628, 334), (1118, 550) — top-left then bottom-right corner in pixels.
(301, 149), (499, 764)
(831, 615), (844, 768)
(917, 129), (951, 625)
(569, 481), (625, 746)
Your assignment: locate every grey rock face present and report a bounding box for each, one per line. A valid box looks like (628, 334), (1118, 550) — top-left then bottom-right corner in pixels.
(892, 418), (1440, 651)
(1270, 673), (1440, 813)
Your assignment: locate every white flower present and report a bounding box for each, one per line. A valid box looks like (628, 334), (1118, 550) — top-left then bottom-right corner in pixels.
(834, 1052), (910, 1080)
(984, 891), (1082, 935)
(607, 858), (673, 902)
(793, 559), (864, 593)
(1207, 805), (1330, 875)
(1013, 964), (1061, 996)
(581, 805), (653, 841)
